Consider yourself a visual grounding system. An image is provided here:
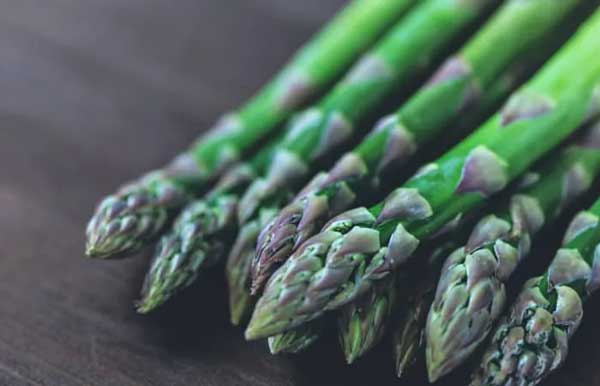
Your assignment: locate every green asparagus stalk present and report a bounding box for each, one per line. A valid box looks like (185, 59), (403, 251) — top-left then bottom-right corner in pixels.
(225, 0), (494, 324)
(245, 12), (600, 340)
(426, 121), (600, 382)
(250, 0), (580, 294)
(471, 192), (600, 386)
(84, 0), (415, 259)
(136, 139), (280, 312)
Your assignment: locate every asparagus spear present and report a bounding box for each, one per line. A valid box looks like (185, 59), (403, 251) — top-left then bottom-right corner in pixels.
(390, 239), (463, 377)
(338, 273), (397, 364)
(471, 191), (600, 386)
(426, 121), (600, 382)
(225, 0), (494, 324)
(251, 0), (580, 294)
(136, 139), (279, 312)
(245, 13), (600, 340)
(393, 275), (437, 378)
(84, 0), (415, 259)
(339, 225), (465, 365)
(227, 209), (274, 324)
(267, 320), (326, 355)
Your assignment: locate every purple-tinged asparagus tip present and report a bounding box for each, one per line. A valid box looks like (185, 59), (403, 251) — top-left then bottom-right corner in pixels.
(85, 163), (194, 259)
(251, 202), (305, 295)
(85, 193), (170, 259)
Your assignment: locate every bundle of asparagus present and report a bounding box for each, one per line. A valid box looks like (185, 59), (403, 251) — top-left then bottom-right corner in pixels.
(140, 0), (494, 320)
(472, 192), (600, 386)
(246, 6), (600, 341)
(225, 0), (493, 324)
(83, 0), (600, 384)
(279, 0), (584, 361)
(426, 121), (600, 381)
(85, 0), (415, 259)
(251, 0), (581, 295)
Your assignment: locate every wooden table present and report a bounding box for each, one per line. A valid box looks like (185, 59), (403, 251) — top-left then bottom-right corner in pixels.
(1, 1), (599, 385)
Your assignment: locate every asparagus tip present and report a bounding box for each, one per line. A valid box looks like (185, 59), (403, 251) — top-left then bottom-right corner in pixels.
(395, 367), (406, 379)
(426, 357), (447, 383)
(85, 193), (163, 259)
(244, 326), (260, 340)
(135, 299), (155, 314)
(267, 339), (280, 355)
(344, 351), (358, 365)
(341, 318), (365, 365)
(244, 303), (283, 340)
(85, 239), (131, 259)
(85, 225), (131, 259)
(230, 310), (244, 327)
(135, 290), (165, 314)
(228, 281), (253, 327)
(84, 244), (104, 259)
(244, 313), (282, 340)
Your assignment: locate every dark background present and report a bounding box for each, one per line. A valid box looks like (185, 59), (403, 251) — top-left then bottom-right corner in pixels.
(2, 1), (600, 385)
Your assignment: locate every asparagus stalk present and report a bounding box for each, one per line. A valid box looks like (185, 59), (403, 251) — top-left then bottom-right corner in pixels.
(426, 121), (600, 382)
(245, 13), (600, 340)
(250, 0), (580, 294)
(136, 139), (279, 312)
(225, 0), (494, 324)
(471, 192), (600, 386)
(84, 0), (415, 259)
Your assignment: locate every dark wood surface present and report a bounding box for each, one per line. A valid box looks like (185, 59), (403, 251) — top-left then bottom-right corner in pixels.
(2, 1), (600, 385)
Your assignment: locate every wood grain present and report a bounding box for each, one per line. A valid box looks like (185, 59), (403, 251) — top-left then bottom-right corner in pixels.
(1, 1), (599, 385)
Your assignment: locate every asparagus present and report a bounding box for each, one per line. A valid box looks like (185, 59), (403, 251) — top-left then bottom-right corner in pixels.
(84, 0), (415, 259)
(227, 209), (275, 324)
(267, 320), (326, 355)
(245, 13), (600, 340)
(393, 276), (437, 378)
(250, 0), (580, 294)
(392, 242), (459, 377)
(136, 139), (279, 312)
(341, 235), (462, 365)
(225, 0), (494, 324)
(265, 41), (555, 360)
(338, 272), (397, 364)
(426, 121), (600, 382)
(334, 39), (569, 364)
(271, 234), (459, 359)
(471, 193), (600, 386)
